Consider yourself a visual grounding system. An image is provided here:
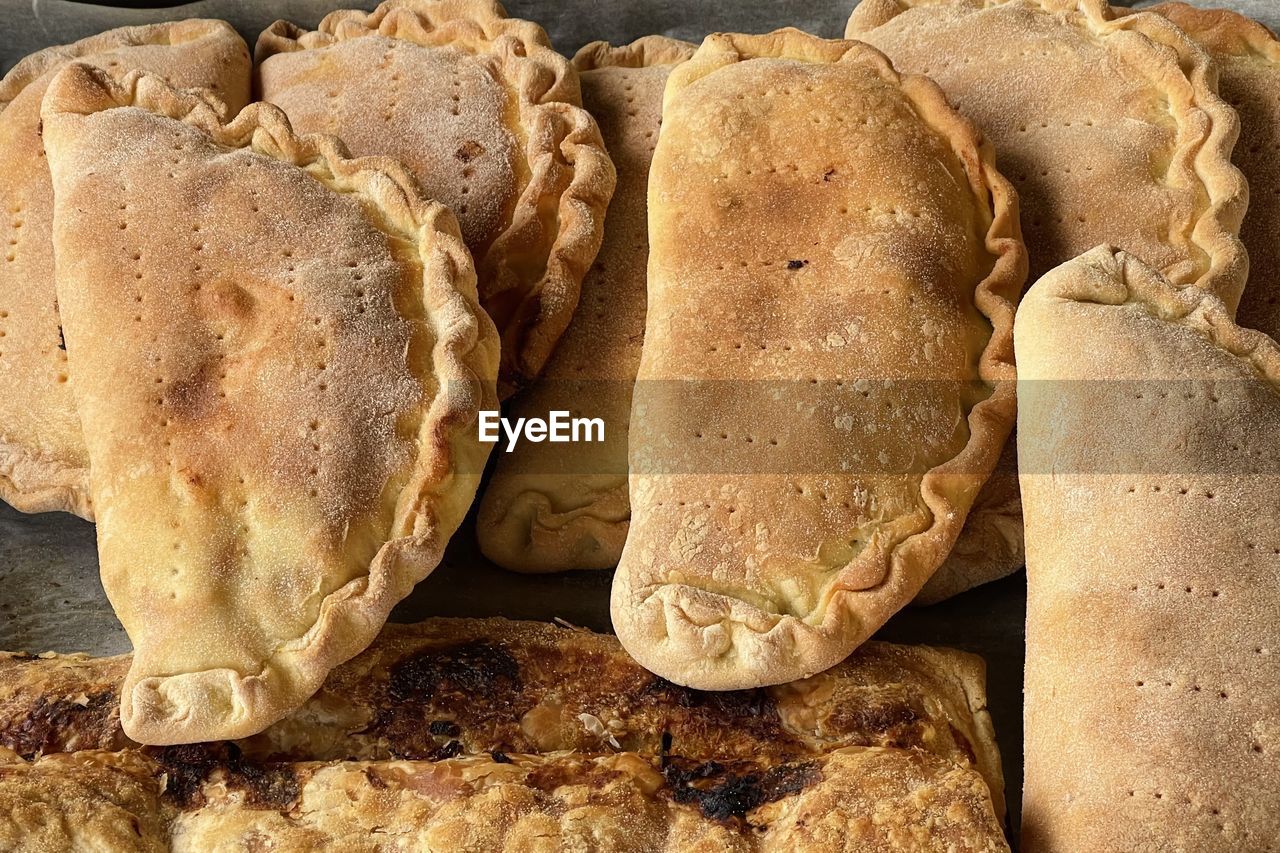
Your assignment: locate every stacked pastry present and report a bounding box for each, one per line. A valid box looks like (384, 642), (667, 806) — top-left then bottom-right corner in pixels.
(4, 0), (1278, 847)
(0, 1), (1021, 847)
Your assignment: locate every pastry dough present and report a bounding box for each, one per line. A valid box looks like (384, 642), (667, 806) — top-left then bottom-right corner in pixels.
(1145, 2), (1280, 338)
(613, 30), (1023, 690)
(476, 36), (695, 573)
(847, 0), (1249, 602)
(41, 65), (499, 745)
(1017, 246), (1280, 850)
(0, 20), (251, 519)
(0, 746), (1008, 852)
(0, 617), (1004, 818)
(256, 0), (616, 395)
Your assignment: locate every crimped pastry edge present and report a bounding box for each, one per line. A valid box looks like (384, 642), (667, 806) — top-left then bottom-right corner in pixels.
(571, 34), (698, 71)
(255, 0), (616, 396)
(476, 36), (695, 574)
(1144, 1), (1280, 61)
(611, 28), (1025, 691)
(0, 19), (248, 521)
(41, 62), (499, 745)
(846, 0), (1249, 312)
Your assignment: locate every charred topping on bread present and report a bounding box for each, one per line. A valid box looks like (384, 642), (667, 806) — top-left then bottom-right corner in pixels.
(149, 742), (302, 811)
(1, 691), (120, 759)
(661, 758), (822, 822)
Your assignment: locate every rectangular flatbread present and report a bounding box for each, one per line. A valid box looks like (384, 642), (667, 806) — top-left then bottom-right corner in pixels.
(1018, 246), (1280, 850)
(0, 617), (1003, 819)
(0, 745), (1008, 852)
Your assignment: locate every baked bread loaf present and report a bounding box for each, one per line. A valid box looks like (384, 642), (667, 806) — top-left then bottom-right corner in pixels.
(847, 0), (1249, 602)
(0, 746), (1008, 852)
(613, 29), (1023, 690)
(0, 20), (250, 519)
(476, 36), (695, 573)
(1018, 246), (1280, 850)
(41, 65), (498, 745)
(1145, 2), (1280, 338)
(0, 617), (1004, 818)
(256, 0), (615, 394)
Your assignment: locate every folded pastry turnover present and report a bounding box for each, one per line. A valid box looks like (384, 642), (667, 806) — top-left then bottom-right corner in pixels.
(1017, 246), (1280, 850)
(0, 617), (1004, 817)
(476, 36), (695, 573)
(1145, 2), (1280, 338)
(0, 20), (251, 519)
(847, 0), (1249, 602)
(0, 746), (1008, 852)
(41, 65), (499, 744)
(613, 30), (1024, 690)
(256, 0), (615, 394)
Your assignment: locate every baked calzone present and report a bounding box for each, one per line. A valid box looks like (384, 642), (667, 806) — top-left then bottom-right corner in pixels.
(1018, 246), (1280, 850)
(41, 65), (499, 744)
(0, 20), (251, 519)
(613, 30), (1024, 690)
(476, 36), (695, 573)
(846, 0), (1249, 602)
(1145, 2), (1280, 338)
(256, 0), (615, 394)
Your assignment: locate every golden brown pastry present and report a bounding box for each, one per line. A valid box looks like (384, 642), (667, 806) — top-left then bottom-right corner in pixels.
(0, 617), (1004, 818)
(476, 36), (695, 573)
(41, 65), (499, 745)
(256, 0), (615, 395)
(0, 20), (251, 519)
(1144, 2), (1280, 337)
(846, 0), (1249, 602)
(1018, 246), (1280, 850)
(0, 746), (1008, 852)
(612, 30), (1023, 691)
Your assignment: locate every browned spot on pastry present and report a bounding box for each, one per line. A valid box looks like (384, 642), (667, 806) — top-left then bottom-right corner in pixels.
(369, 641), (523, 759)
(1, 691), (119, 759)
(642, 678), (797, 756)
(454, 141), (485, 162)
(948, 723), (977, 766)
(826, 697), (923, 748)
(786, 259), (808, 269)
(661, 758), (821, 821)
(150, 743), (302, 811)
(165, 366), (221, 422)
(363, 767), (388, 789)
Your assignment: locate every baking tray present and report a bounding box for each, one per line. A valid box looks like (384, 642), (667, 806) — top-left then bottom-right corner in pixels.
(1, 0), (1271, 843)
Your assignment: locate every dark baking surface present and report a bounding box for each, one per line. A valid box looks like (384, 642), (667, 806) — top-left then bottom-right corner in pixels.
(2, 0), (1265, 845)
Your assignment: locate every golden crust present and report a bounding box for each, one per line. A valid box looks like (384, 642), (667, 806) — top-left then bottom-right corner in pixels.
(0, 20), (250, 519)
(476, 36), (695, 573)
(41, 64), (499, 745)
(1017, 245), (1280, 849)
(847, 0), (1250, 602)
(1143, 3), (1280, 339)
(0, 617), (1004, 819)
(613, 29), (1024, 690)
(0, 746), (1007, 851)
(255, 0), (616, 395)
